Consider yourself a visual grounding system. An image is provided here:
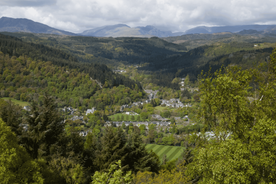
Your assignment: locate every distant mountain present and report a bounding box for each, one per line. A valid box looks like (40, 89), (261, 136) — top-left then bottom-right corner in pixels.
(81, 24), (137, 37)
(81, 25), (184, 37)
(184, 25), (276, 34)
(0, 17), (76, 35)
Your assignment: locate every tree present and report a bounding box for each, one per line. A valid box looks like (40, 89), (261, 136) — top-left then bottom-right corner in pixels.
(92, 160), (132, 184)
(133, 160), (188, 184)
(126, 115), (129, 121)
(0, 99), (23, 137)
(127, 132), (160, 174)
(48, 156), (85, 184)
(122, 122), (126, 129)
(188, 49), (276, 183)
(21, 95), (64, 159)
(0, 118), (44, 184)
(94, 127), (129, 172)
(139, 124), (146, 135)
(184, 74), (190, 87)
(140, 112), (148, 120)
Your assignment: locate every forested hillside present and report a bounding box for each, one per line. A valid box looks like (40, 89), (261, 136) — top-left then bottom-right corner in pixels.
(0, 53), (144, 110)
(1, 32), (275, 88)
(0, 33), (146, 111)
(0, 33), (142, 90)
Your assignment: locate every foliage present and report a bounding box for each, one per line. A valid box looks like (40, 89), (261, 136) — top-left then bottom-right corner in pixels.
(92, 160), (132, 184)
(48, 156), (85, 184)
(93, 127), (129, 172)
(0, 51), (144, 110)
(21, 95), (64, 159)
(188, 49), (276, 183)
(0, 118), (44, 184)
(133, 161), (189, 184)
(0, 98), (23, 137)
(127, 132), (160, 173)
(0, 33), (142, 90)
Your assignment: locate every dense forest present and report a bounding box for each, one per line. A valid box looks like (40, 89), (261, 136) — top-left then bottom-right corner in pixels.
(0, 53), (145, 110)
(0, 33), (142, 90)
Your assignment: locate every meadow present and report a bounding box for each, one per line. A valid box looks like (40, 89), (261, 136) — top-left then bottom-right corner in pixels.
(1, 98), (29, 107)
(145, 144), (185, 162)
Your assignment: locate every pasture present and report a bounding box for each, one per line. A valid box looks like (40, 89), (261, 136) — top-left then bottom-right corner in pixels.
(145, 144), (185, 162)
(1, 97), (29, 107)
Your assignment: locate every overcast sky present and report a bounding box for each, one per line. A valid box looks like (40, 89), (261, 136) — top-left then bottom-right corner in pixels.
(0, 0), (275, 33)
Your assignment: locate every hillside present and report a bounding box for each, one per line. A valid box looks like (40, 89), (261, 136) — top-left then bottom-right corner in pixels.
(163, 32), (276, 50)
(184, 24), (276, 34)
(81, 24), (184, 37)
(0, 33), (146, 111)
(0, 33), (142, 90)
(1, 32), (275, 88)
(0, 17), (76, 36)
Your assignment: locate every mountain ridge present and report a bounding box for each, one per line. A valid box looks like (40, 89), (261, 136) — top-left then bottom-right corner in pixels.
(184, 25), (276, 34)
(2, 16), (276, 38)
(0, 17), (76, 36)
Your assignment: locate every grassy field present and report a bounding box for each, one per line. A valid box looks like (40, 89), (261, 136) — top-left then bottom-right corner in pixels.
(154, 106), (173, 111)
(1, 98), (29, 107)
(109, 113), (144, 121)
(145, 144), (185, 162)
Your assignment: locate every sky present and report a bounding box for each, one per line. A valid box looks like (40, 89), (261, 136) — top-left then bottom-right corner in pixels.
(0, 0), (275, 33)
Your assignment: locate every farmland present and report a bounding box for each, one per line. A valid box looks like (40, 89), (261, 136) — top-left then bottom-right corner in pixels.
(1, 97), (29, 107)
(145, 144), (185, 162)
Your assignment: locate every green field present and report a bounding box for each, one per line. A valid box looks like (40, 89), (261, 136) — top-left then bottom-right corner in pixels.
(154, 106), (173, 111)
(1, 98), (29, 107)
(146, 144), (185, 162)
(109, 113), (143, 121)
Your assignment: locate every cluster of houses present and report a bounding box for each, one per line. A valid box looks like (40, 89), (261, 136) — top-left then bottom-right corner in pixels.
(86, 107), (96, 115)
(113, 69), (126, 73)
(161, 98), (185, 108)
(61, 107), (77, 115)
(106, 121), (171, 129)
(144, 90), (159, 100)
(180, 78), (185, 91)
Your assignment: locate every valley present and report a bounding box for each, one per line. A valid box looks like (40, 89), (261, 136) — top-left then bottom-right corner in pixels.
(1, 18), (276, 183)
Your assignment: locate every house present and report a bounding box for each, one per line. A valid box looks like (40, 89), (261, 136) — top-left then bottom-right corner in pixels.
(71, 116), (84, 121)
(79, 131), (88, 136)
(86, 107), (96, 115)
(23, 106), (31, 111)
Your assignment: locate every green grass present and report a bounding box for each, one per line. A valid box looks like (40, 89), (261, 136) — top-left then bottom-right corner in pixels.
(154, 106), (173, 111)
(108, 113), (143, 121)
(1, 98), (29, 107)
(145, 144), (185, 162)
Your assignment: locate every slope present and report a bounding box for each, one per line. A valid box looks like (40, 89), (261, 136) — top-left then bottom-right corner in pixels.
(0, 33), (142, 90)
(0, 17), (76, 36)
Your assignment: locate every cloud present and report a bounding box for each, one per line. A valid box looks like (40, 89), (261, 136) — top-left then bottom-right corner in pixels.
(0, 0), (57, 7)
(0, 0), (275, 33)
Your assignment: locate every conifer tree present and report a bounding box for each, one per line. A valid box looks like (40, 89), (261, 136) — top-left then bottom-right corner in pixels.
(21, 95), (64, 159)
(95, 127), (129, 172)
(0, 99), (23, 137)
(127, 132), (160, 173)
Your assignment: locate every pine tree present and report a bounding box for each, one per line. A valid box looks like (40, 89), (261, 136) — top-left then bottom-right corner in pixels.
(127, 132), (160, 173)
(95, 127), (129, 172)
(21, 95), (64, 159)
(0, 99), (23, 137)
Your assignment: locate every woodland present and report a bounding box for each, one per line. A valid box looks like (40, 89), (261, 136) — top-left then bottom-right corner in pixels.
(1, 30), (276, 183)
